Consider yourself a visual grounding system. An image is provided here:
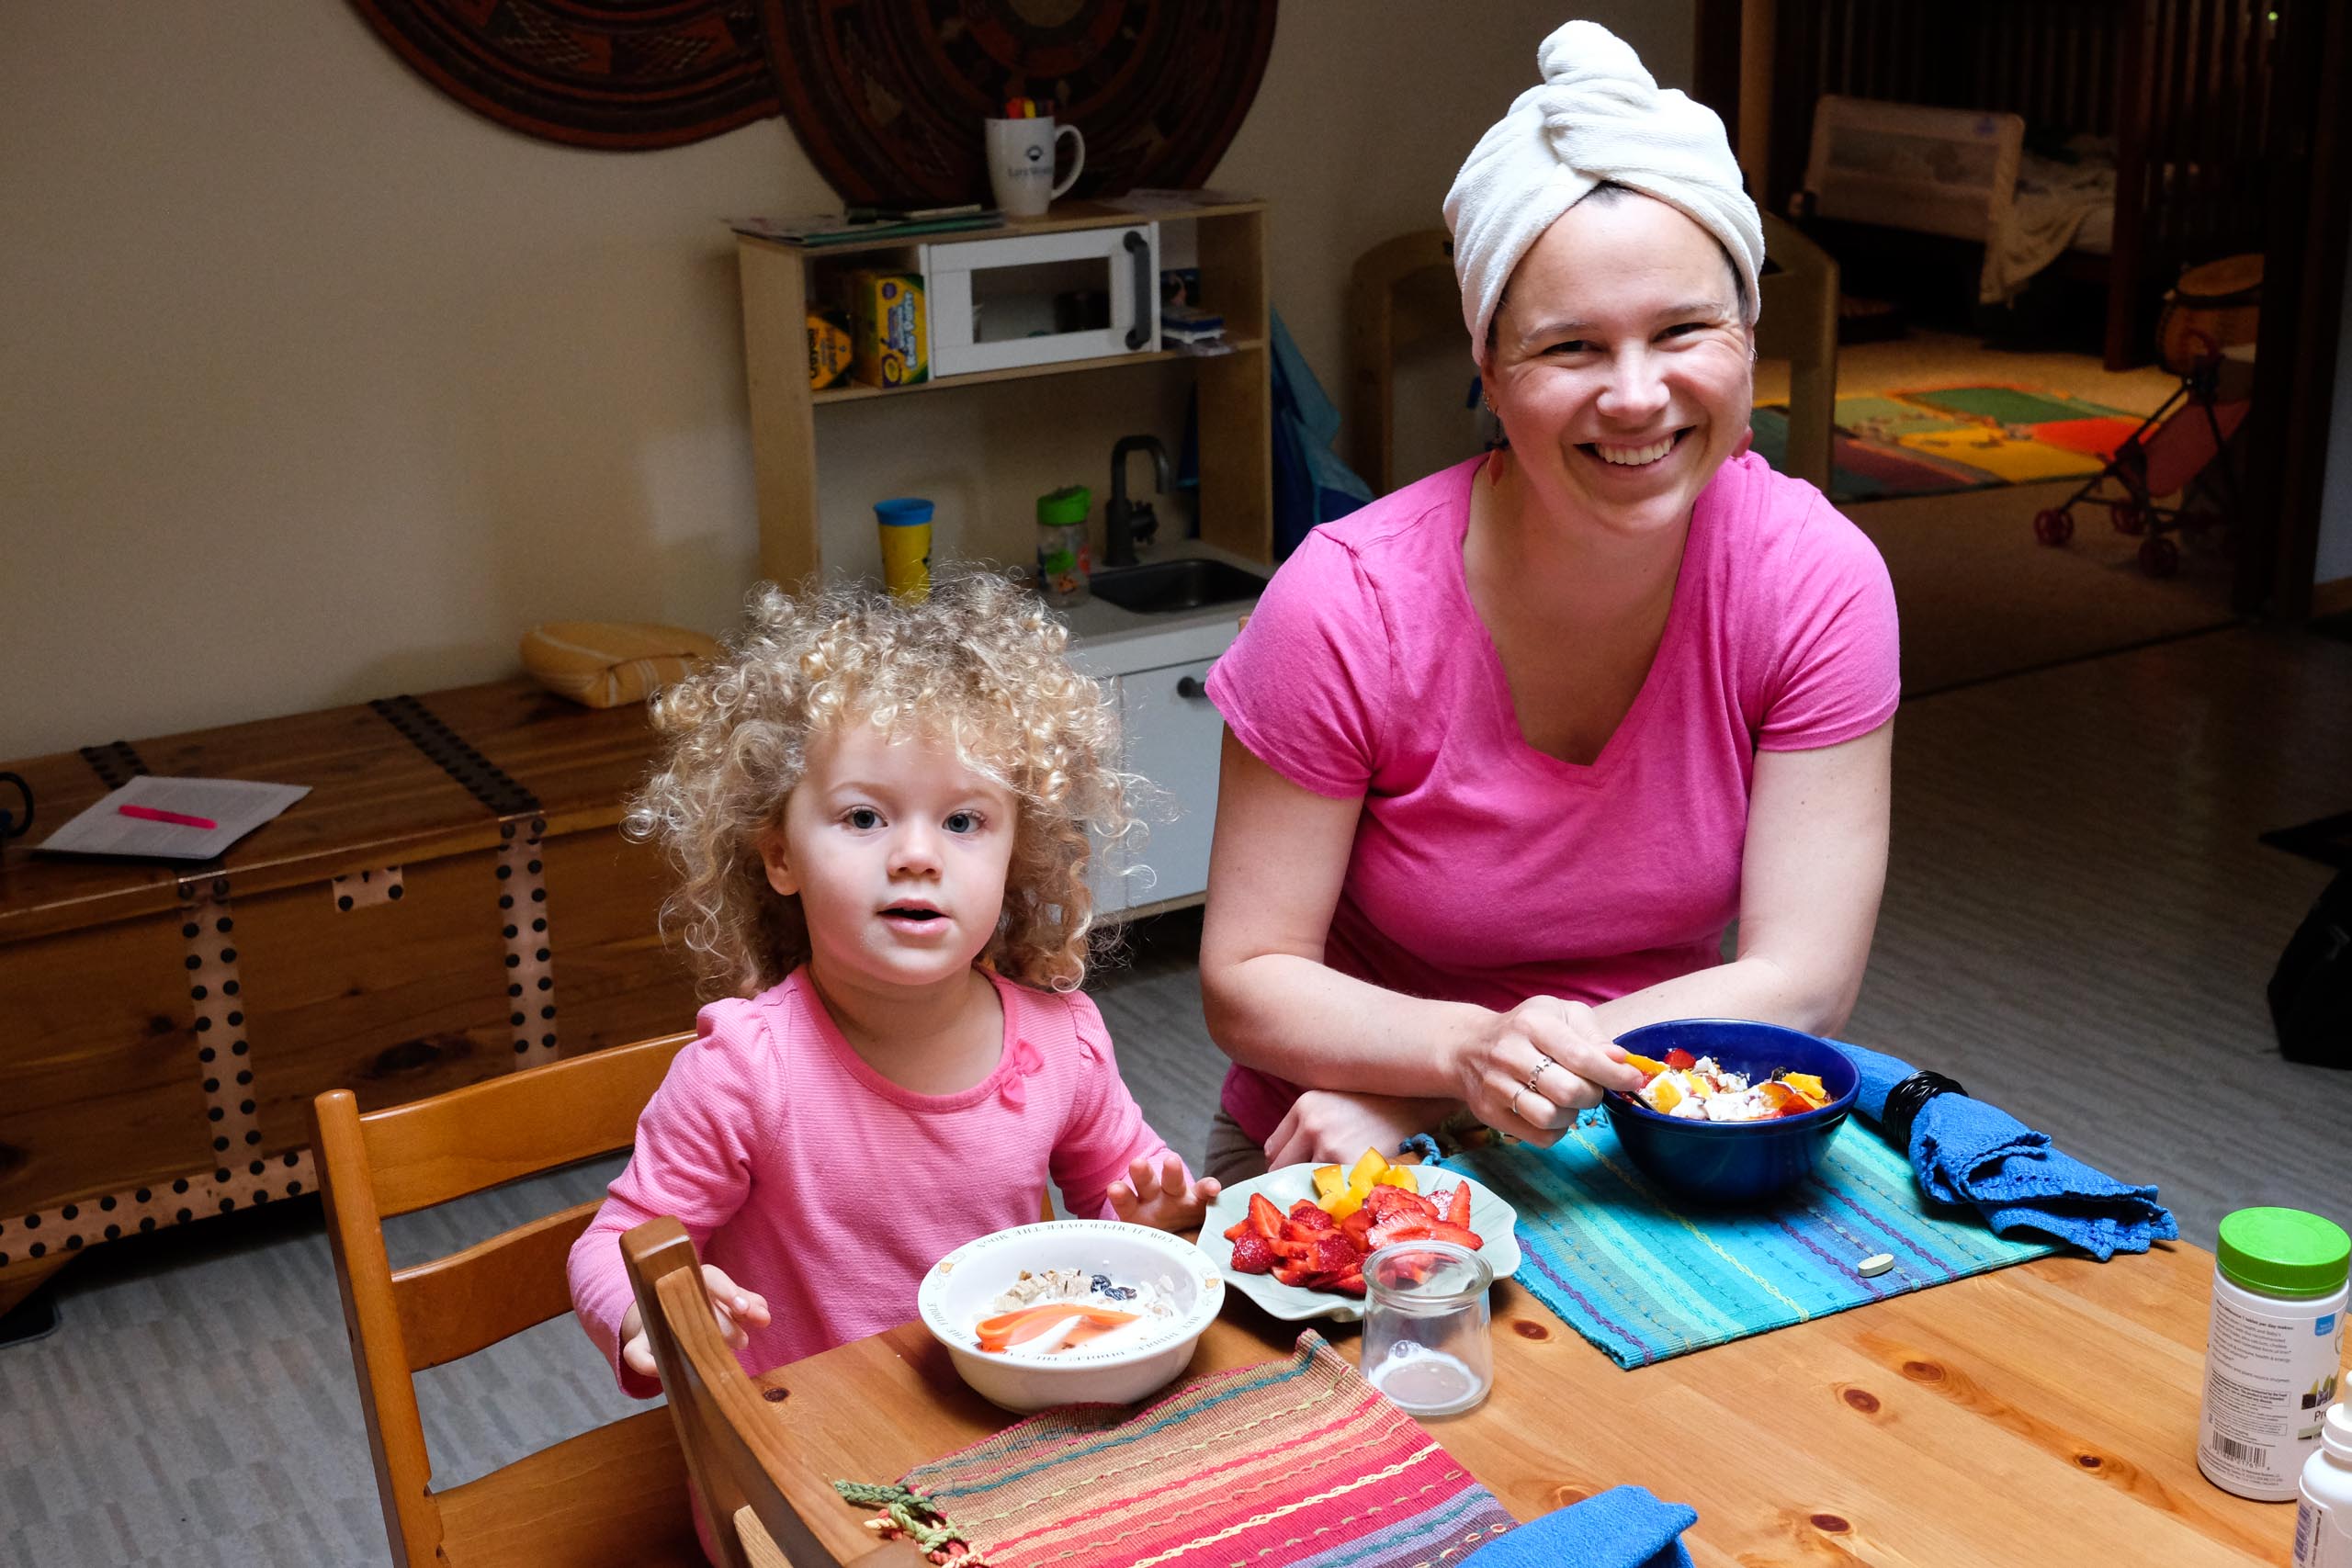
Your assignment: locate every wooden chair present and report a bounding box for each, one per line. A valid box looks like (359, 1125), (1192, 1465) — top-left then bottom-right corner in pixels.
(1343, 214), (1840, 495)
(1344, 229), (1464, 498)
(1754, 211), (1839, 494)
(312, 1032), (702, 1568)
(622, 1216), (931, 1568)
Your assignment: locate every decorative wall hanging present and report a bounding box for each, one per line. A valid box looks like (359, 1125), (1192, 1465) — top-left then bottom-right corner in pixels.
(752, 0), (1277, 199)
(347, 0), (780, 151)
(346, 0), (1277, 189)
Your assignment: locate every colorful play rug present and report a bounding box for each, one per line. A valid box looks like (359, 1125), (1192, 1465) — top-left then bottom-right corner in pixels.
(1439, 1110), (2057, 1369)
(1751, 384), (2148, 504)
(835, 1331), (1516, 1568)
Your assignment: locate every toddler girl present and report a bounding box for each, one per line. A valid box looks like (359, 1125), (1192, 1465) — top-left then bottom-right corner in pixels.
(569, 574), (1218, 1393)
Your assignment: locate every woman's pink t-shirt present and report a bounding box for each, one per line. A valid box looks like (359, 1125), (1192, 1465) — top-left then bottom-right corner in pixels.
(1203, 452), (1900, 1144)
(567, 966), (1174, 1398)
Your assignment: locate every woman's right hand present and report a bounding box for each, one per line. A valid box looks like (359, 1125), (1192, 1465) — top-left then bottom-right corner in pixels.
(618, 1263), (771, 1381)
(1450, 998), (1646, 1145)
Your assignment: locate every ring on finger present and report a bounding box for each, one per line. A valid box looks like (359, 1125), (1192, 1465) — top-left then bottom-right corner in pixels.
(1510, 1087), (1527, 1121)
(1525, 1055), (1556, 1094)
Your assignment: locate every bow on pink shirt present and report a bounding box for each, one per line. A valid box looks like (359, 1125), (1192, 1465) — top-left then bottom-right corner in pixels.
(996, 1035), (1046, 1106)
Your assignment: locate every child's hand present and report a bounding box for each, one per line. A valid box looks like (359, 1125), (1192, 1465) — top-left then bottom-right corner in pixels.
(618, 1263), (772, 1381)
(1107, 1151), (1222, 1233)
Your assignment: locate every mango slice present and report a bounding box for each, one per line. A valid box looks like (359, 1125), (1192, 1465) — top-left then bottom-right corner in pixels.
(1780, 1072), (1829, 1107)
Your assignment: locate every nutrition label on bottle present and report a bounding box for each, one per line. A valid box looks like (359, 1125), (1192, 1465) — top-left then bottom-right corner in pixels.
(2201, 1292), (2346, 1497)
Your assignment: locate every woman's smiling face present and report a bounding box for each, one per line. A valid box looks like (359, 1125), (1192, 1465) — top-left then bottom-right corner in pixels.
(1482, 190), (1754, 542)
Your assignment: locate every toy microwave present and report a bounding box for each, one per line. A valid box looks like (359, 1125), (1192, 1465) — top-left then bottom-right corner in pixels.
(920, 222), (1160, 377)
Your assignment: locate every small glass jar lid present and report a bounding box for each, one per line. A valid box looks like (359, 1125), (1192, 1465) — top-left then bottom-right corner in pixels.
(1364, 1239), (1493, 1311)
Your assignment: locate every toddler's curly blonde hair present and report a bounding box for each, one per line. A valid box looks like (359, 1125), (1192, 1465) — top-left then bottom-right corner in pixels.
(625, 572), (1138, 998)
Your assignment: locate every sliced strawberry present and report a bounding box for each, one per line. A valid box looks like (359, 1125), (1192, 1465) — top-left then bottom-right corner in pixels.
(1268, 1235), (1316, 1261)
(1362, 1185), (1439, 1221)
(1422, 1220), (1484, 1250)
(1366, 1215), (1437, 1250)
(1228, 1232), (1275, 1273)
(1325, 1268), (1367, 1297)
(1310, 1234), (1360, 1274)
(1247, 1192), (1286, 1241)
(1340, 1207), (1378, 1247)
(1222, 1215), (1254, 1242)
(1663, 1047), (1698, 1070)
(1442, 1183), (1472, 1228)
(1286, 1200), (1337, 1233)
(1272, 1261), (1317, 1288)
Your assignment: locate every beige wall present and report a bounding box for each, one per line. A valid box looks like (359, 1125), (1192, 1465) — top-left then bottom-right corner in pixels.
(1, 2), (1691, 760)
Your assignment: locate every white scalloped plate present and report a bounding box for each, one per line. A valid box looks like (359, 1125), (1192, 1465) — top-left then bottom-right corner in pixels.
(1199, 1163), (1521, 1325)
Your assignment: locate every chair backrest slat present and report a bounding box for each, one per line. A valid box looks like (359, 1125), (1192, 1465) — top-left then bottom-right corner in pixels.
(735, 1506), (796, 1568)
(313, 1032), (696, 1567)
(623, 1217), (933, 1568)
(363, 1032), (694, 1217)
(394, 1198), (602, 1371)
(314, 1086), (443, 1566)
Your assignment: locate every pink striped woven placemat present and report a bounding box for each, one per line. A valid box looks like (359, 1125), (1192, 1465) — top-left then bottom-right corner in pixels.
(834, 1331), (1516, 1568)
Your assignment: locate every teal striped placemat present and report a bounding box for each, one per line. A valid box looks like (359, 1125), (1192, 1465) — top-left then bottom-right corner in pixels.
(1441, 1111), (2059, 1369)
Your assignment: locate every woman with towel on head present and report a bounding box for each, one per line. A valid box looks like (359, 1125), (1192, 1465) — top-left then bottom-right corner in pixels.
(1197, 20), (1900, 1180)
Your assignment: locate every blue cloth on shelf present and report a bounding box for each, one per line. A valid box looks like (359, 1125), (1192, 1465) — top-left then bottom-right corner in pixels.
(1269, 309), (1373, 558)
(1460, 1484), (1697, 1568)
(1829, 1039), (2178, 1261)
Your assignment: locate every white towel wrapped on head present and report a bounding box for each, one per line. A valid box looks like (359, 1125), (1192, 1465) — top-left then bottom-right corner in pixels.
(1443, 19), (1762, 350)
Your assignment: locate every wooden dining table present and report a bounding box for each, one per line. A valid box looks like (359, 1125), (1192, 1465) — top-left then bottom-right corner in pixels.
(752, 1239), (2295, 1566)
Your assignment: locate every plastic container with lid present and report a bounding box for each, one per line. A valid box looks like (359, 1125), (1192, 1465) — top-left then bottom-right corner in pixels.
(2297, 1404), (2352, 1567)
(2199, 1206), (2350, 1501)
(1035, 485), (1092, 608)
(874, 497), (934, 601)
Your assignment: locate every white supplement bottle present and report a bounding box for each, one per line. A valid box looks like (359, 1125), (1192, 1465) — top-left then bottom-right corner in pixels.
(2199, 1207), (2350, 1502)
(2298, 1404), (2352, 1568)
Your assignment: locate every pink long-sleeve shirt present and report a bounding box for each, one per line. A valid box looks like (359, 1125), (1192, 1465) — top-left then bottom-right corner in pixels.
(568, 965), (1177, 1397)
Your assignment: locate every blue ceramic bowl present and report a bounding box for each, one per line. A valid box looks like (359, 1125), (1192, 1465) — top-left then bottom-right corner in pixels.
(1601, 1020), (1860, 1205)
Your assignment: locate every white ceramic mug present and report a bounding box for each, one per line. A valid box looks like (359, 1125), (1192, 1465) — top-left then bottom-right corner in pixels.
(985, 117), (1084, 218)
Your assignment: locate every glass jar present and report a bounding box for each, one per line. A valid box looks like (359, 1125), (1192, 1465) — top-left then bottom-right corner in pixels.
(1360, 1240), (1494, 1417)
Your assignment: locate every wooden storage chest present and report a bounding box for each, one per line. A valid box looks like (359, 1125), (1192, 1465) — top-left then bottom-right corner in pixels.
(0, 678), (701, 1315)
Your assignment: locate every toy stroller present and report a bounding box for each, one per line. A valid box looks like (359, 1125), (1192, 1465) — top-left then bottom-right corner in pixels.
(2032, 344), (2252, 578)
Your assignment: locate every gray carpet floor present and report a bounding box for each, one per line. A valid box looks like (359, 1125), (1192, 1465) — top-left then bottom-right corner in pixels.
(6, 623), (2352, 1566)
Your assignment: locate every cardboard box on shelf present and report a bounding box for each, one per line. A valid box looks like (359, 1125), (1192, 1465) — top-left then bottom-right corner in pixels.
(848, 270), (928, 388)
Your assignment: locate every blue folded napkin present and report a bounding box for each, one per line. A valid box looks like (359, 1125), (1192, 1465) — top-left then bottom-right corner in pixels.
(1459, 1484), (1697, 1568)
(1831, 1039), (2178, 1260)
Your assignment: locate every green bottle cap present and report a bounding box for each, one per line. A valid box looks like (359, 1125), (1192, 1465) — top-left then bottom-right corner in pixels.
(2216, 1207), (2351, 1298)
(1037, 485), (1091, 525)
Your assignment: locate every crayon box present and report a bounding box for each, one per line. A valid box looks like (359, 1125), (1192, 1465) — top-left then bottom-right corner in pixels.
(847, 270), (928, 388)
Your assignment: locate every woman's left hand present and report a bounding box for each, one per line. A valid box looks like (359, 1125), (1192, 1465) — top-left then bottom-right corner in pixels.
(1261, 1089), (1455, 1171)
(1107, 1151), (1222, 1232)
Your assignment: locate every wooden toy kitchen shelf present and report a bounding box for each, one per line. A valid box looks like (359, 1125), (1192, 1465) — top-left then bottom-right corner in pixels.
(734, 198), (1272, 585)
